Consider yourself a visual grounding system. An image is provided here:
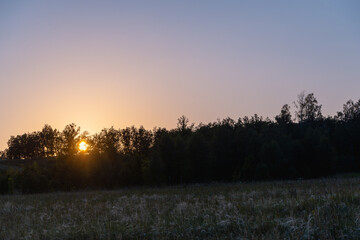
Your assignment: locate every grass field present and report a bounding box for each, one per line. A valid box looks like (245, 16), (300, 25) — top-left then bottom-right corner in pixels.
(1, 178), (360, 239)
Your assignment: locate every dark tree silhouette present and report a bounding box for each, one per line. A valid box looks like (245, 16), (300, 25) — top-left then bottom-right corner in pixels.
(337, 99), (360, 121)
(91, 127), (120, 155)
(2, 92), (360, 194)
(60, 123), (80, 155)
(275, 104), (292, 125)
(177, 115), (194, 134)
(294, 91), (322, 122)
(40, 124), (59, 157)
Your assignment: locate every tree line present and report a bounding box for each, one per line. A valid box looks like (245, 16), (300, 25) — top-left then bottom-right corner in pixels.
(1, 91), (360, 193)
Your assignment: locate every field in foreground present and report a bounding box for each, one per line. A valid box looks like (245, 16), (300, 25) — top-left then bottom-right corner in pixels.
(1, 178), (360, 239)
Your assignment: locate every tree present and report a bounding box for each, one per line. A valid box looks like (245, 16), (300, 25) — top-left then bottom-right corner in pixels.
(91, 127), (120, 155)
(275, 104), (292, 124)
(118, 127), (130, 155)
(40, 124), (60, 157)
(60, 123), (80, 155)
(176, 115), (194, 134)
(188, 132), (211, 182)
(337, 99), (360, 121)
(294, 91), (322, 122)
(6, 132), (42, 159)
(132, 126), (153, 155)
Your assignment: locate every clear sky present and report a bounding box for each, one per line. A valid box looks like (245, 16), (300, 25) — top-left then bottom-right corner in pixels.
(0, 0), (359, 150)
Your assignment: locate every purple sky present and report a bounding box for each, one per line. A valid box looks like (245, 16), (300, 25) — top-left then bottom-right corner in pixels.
(0, 1), (360, 150)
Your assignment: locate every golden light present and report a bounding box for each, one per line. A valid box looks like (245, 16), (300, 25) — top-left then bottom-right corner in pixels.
(78, 141), (88, 152)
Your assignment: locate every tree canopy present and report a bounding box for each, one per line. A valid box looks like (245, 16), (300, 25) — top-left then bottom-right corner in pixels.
(1, 91), (360, 194)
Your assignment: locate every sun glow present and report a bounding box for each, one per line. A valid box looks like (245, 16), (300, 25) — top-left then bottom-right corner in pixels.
(79, 141), (88, 152)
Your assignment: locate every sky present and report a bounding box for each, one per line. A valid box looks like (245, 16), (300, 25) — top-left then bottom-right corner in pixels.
(0, 0), (360, 150)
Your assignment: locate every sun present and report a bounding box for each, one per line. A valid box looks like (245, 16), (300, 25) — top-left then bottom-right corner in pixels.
(78, 141), (88, 152)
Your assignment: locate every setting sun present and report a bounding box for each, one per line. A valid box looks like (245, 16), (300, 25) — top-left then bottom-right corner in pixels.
(79, 141), (88, 152)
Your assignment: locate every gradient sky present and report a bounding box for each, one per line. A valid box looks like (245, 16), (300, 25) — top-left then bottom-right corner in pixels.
(0, 1), (360, 150)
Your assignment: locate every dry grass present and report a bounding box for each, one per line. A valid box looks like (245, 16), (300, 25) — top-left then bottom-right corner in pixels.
(1, 178), (360, 239)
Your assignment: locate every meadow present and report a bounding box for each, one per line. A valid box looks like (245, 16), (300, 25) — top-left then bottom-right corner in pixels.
(1, 177), (360, 240)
